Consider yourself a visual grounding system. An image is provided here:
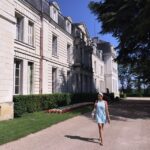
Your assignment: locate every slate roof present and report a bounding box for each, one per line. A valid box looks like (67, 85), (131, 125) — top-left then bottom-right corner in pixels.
(97, 42), (112, 53)
(24, 0), (42, 12)
(22, 0), (71, 34)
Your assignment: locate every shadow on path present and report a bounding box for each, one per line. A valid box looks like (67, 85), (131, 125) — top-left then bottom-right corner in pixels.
(64, 135), (99, 144)
(82, 100), (150, 122)
(109, 100), (150, 120)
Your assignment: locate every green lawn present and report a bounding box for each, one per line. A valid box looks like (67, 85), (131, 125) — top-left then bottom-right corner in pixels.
(0, 106), (92, 145)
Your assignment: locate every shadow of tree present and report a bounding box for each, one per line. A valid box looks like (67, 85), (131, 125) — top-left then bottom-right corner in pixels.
(58, 68), (97, 93)
(81, 100), (150, 122)
(64, 135), (99, 144)
(109, 100), (150, 120)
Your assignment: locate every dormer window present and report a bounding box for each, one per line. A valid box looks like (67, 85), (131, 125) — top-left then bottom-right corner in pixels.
(65, 17), (72, 34)
(80, 32), (83, 39)
(50, 2), (60, 23)
(66, 22), (70, 31)
(66, 20), (71, 33)
(53, 8), (57, 22)
(75, 30), (80, 37)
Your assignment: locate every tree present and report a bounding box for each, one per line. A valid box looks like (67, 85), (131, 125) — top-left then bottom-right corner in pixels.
(89, 0), (150, 84)
(118, 64), (135, 93)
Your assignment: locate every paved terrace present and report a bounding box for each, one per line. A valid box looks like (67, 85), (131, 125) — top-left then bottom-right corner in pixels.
(0, 99), (150, 150)
(125, 97), (150, 100)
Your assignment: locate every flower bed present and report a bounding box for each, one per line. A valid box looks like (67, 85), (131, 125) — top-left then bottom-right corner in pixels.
(47, 102), (93, 114)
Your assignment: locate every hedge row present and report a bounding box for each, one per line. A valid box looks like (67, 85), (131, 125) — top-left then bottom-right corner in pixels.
(13, 93), (97, 117)
(103, 93), (115, 101)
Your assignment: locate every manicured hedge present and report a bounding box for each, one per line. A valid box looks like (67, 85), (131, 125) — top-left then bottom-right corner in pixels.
(13, 93), (97, 117)
(103, 93), (115, 101)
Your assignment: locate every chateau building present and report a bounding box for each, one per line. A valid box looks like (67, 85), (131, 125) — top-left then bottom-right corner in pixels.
(92, 37), (119, 94)
(92, 37), (105, 93)
(72, 23), (93, 93)
(0, 0), (119, 120)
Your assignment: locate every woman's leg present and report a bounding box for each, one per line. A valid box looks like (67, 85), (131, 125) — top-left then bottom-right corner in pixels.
(102, 123), (104, 130)
(98, 123), (103, 145)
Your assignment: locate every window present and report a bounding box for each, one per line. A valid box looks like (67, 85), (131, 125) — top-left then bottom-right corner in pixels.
(80, 32), (83, 39)
(85, 75), (88, 92)
(67, 71), (70, 92)
(14, 59), (23, 94)
(75, 45), (78, 50)
(27, 62), (33, 94)
(28, 21), (34, 46)
(81, 48), (84, 64)
(100, 80), (104, 92)
(52, 35), (57, 56)
(95, 78), (97, 88)
(99, 81), (101, 92)
(67, 44), (71, 62)
(53, 8), (58, 22)
(66, 21), (71, 33)
(76, 74), (79, 92)
(88, 54), (91, 68)
(75, 30), (80, 37)
(101, 66), (103, 75)
(113, 79), (117, 93)
(94, 61), (96, 73)
(52, 68), (57, 93)
(15, 13), (24, 41)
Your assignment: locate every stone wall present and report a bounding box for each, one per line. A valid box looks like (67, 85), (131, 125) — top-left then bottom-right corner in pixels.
(0, 0), (15, 120)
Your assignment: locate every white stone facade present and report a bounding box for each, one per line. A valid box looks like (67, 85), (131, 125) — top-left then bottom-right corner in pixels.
(92, 42), (105, 93)
(72, 23), (93, 93)
(42, 17), (73, 93)
(0, 0), (15, 120)
(97, 40), (119, 96)
(14, 0), (41, 95)
(0, 0), (119, 120)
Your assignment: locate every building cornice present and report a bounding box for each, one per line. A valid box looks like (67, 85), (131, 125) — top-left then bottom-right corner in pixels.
(18, 0), (74, 39)
(43, 56), (72, 69)
(18, 0), (41, 16)
(0, 11), (15, 24)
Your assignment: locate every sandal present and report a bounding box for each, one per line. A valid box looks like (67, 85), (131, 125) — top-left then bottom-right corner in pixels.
(99, 140), (103, 146)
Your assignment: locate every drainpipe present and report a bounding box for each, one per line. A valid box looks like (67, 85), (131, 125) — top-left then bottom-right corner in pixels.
(39, 0), (43, 94)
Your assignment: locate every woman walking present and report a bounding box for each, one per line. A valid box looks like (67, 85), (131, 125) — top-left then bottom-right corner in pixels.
(93, 92), (110, 145)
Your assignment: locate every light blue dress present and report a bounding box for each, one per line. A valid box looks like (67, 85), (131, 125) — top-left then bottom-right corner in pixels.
(96, 100), (107, 124)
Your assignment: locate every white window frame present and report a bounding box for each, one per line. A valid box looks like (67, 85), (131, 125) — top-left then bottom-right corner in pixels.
(67, 44), (71, 62)
(101, 66), (103, 75)
(14, 59), (23, 95)
(27, 62), (34, 94)
(94, 61), (96, 73)
(66, 21), (71, 33)
(28, 21), (34, 46)
(67, 71), (70, 92)
(53, 7), (58, 22)
(52, 35), (58, 56)
(52, 67), (57, 93)
(15, 13), (24, 42)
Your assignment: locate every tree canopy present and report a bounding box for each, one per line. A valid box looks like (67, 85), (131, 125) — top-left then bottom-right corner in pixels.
(89, 0), (150, 84)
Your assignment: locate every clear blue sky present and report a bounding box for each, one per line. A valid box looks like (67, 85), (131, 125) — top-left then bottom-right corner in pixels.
(55, 0), (118, 47)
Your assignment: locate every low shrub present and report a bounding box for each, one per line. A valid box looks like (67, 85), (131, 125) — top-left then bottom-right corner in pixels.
(103, 93), (115, 101)
(114, 96), (120, 101)
(13, 93), (97, 117)
(70, 93), (97, 104)
(120, 93), (126, 98)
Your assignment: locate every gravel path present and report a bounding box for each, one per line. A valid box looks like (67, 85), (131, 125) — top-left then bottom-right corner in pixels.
(0, 100), (150, 150)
